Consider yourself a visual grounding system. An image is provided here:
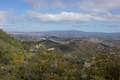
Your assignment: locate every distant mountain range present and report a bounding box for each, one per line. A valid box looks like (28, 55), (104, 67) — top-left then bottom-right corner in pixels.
(9, 30), (120, 41)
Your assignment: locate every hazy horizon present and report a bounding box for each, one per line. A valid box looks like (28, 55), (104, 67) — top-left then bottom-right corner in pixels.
(4, 29), (120, 34)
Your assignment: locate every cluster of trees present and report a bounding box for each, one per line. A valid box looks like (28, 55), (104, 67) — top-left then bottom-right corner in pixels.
(0, 45), (120, 80)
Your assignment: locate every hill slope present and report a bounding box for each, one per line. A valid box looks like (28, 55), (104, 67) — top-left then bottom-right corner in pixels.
(0, 29), (23, 54)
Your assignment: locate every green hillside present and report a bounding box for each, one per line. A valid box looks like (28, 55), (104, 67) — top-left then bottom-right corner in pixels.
(0, 29), (23, 54)
(0, 30), (25, 80)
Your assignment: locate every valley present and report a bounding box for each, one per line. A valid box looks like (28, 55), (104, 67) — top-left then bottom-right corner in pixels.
(0, 29), (120, 80)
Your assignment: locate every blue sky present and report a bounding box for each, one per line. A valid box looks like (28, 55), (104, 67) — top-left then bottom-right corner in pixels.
(0, 0), (120, 32)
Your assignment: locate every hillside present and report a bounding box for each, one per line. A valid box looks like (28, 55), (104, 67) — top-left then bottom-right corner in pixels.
(23, 38), (120, 58)
(0, 30), (120, 80)
(0, 29), (24, 61)
(21, 38), (120, 80)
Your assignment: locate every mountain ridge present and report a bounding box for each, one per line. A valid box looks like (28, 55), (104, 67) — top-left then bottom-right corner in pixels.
(9, 30), (120, 41)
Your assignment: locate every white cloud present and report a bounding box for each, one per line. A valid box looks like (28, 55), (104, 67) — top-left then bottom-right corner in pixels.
(0, 11), (7, 22)
(25, 0), (120, 23)
(27, 11), (104, 22)
(25, 0), (85, 9)
(25, 0), (120, 18)
(80, 0), (120, 13)
(25, 0), (120, 11)
(0, 11), (8, 29)
(103, 14), (120, 22)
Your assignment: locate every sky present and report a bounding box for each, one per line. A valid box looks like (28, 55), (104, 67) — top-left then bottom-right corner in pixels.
(0, 0), (120, 32)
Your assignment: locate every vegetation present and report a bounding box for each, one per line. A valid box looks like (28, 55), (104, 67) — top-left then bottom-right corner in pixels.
(0, 29), (120, 80)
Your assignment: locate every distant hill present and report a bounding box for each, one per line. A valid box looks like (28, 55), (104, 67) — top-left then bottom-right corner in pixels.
(23, 38), (120, 58)
(44, 39), (120, 55)
(10, 30), (120, 41)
